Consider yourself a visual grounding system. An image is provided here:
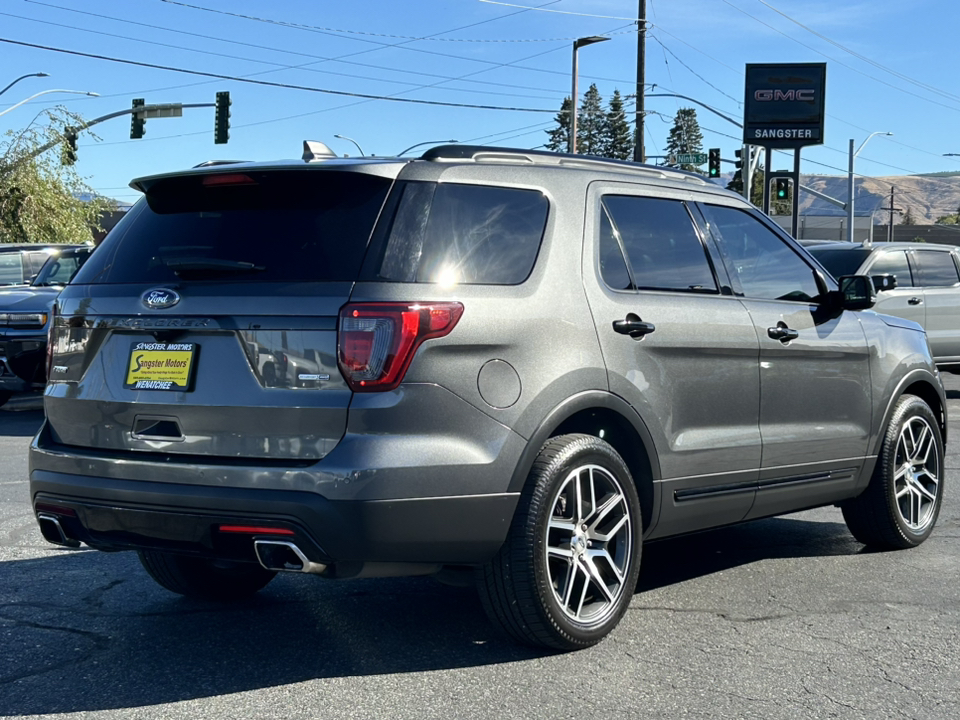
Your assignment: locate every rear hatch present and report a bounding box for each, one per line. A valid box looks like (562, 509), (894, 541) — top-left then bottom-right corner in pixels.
(46, 165), (397, 461)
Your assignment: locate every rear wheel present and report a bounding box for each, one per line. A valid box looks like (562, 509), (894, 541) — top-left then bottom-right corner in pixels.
(842, 394), (944, 549)
(477, 434), (642, 650)
(138, 550), (276, 600)
(0, 391), (11, 408)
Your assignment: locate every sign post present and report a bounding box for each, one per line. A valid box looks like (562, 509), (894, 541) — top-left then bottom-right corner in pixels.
(743, 63), (826, 238)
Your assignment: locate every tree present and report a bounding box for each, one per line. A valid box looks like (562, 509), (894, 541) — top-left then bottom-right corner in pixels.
(576, 84), (605, 156)
(602, 90), (633, 160)
(900, 206), (916, 225)
(665, 108), (704, 173)
(1, 107), (112, 244)
(727, 165), (764, 207)
(544, 96), (572, 153)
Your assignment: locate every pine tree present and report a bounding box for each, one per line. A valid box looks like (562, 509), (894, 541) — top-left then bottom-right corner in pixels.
(901, 206), (916, 225)
(665, 108), (704, 172)
(577, 84), (605, 156)
(602, 90), (633, 160)
(544, 96), (572, 153)
(727, 166), (764, 207)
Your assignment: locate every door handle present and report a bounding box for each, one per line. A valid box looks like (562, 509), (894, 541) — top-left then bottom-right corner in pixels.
(908, 297), (923, 305)
(767, 325), (799, 343)
(613, 316), (656, 339)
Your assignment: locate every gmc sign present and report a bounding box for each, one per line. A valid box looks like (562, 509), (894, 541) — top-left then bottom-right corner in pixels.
(744, 63), (826, 149)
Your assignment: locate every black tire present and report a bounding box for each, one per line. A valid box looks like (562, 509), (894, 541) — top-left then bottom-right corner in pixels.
(0, 391), (12, 408)
(477, 434), (643, 650)
(842, 394), (944, 549)
(138, 551), (276, 600)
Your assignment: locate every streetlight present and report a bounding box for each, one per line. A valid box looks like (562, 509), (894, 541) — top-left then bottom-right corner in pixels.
(945, 153), (960, 157)
(0, 89), (100, 118)
(847, 131), (892, 243)
(570, 35), (610, 154)
(334, 134), (365, 157)
(397, 139), (458, 156)
(0, 72), (48, 98)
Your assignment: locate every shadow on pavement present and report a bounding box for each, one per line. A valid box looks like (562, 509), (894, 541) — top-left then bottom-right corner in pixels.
(0, 406), (44, 438)
(0, 514), (861, 715)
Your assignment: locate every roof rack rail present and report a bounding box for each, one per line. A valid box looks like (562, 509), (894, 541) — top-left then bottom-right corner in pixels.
(192, 160), (247, 168)
(420, 145), (707, 185)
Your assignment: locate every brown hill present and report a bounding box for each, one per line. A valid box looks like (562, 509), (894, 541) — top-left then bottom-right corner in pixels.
(797, 174), (960, 224)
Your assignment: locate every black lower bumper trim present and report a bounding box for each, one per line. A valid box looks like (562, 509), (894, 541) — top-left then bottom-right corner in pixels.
(31, 470), (518, 565)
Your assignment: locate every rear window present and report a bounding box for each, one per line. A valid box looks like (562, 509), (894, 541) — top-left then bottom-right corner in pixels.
(806, 247), (872, 279)
(377, 182), (548, 285)
(73, 171), (392, 284)
(0, 252), (24, 285)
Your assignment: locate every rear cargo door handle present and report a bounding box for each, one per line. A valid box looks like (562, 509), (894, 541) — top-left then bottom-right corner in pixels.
(613, 315), (655, 339)
(908, 296), (923, 305)
(767, 324), (799, 343)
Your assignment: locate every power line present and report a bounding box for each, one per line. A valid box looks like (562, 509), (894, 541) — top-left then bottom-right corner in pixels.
(650, 35), (741, 107)
(0, 37), (559, 114)
(476, 1), (644, 22)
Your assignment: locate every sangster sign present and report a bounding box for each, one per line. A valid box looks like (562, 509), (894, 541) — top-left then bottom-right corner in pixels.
(744, 63), (826, 148)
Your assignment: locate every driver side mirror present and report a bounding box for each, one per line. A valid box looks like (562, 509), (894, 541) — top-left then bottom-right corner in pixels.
(838, 275), (877, 310)
(871, 274), (897, 292)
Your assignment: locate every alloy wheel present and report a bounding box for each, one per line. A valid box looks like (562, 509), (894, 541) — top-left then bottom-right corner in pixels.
(894, 416), (940, 532)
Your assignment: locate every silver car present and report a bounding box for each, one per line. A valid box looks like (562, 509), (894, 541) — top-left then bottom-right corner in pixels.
(30, 146), (947, 650)
(806, 241), (960, 371)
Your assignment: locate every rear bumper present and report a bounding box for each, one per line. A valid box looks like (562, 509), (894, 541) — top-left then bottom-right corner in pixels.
(31, 469), (518, 566)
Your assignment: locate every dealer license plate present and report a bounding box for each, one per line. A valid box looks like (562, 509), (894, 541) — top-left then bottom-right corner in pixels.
(124, 342), (197, 391)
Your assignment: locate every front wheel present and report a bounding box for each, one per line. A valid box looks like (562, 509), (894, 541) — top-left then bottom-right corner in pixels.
(842, 394), (944, 549)
(477, 434), (642, 650)
(138, 551), (276, 600)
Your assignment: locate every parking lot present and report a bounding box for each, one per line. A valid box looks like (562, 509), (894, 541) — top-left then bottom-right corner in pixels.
(1, 381), (958, 720)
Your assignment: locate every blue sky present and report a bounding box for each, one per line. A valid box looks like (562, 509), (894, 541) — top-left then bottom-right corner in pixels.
(1, 0), (957, 204)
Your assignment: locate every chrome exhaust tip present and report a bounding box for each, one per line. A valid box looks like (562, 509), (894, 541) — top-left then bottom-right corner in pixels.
(37, 514), (80, 548)
(253, 539), (326, 574)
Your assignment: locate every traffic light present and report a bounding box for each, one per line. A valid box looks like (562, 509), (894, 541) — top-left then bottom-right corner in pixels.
(708, 148), (721, 178)
(734, 148), (743, 170)
(61, 126), (78, 166)
(130, 98), (145, 139)
(775, 177), (791, 200)
(215, 91), (231, 144)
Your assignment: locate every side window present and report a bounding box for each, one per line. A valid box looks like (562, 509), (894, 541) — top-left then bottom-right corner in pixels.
(379, 182), (548, 285)
(0, 253), (23, 285)
(598, 206), (632, 290)
(600, 195), (717, 293)
(868, 250), (913, 287)
(914, 251), (960, 287)
(700, 204), (821, 303)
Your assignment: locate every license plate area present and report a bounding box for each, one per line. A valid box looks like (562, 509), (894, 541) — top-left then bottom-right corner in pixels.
(124, 342), (197, 391)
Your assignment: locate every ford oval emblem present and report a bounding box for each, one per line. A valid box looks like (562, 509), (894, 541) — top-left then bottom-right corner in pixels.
(142, 288), (181, 310)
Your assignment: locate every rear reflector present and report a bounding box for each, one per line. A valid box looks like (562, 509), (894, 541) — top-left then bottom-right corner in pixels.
(35, 502), (77, 517)
(337, 302), (463, 392)
(218, 525), (295, 535)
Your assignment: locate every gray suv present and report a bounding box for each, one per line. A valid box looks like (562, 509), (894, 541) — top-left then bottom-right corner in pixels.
(30, 146), (946, 650)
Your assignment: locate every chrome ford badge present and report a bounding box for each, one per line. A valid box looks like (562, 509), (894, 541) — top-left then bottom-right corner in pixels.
(141, 288), (181, 310)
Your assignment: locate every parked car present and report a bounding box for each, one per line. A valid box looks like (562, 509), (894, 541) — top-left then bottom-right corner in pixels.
(0, 244), (76, 286)
(805, 241), (960, 372)
(0, 245), (95, 406)
(30, 146), (946, 650)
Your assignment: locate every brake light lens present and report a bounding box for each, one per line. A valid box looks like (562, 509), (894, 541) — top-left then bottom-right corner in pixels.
(338, 302), (463, 392)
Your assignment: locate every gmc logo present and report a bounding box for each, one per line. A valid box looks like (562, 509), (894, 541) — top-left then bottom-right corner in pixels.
(754, 89), (815, 102)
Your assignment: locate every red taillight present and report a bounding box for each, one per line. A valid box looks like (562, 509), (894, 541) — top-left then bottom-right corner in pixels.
(337, 302), (464, 392)
(45, 301), (57, 381)
(201, 173), (256, 187)
(218, 525), (295, 535)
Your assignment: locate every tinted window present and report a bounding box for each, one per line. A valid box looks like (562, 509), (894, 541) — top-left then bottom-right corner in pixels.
(598, 206), (631, 290)
(601, 195), (716, 293)
(74, 171), (391, 284)
(0, 253), (23, 285)
(914, 250), (960, 287)
(868, 250), (913, 287)
(701, 204), (821, 303)
(380, 182), (548, 285)
(806, 247), (871, 279)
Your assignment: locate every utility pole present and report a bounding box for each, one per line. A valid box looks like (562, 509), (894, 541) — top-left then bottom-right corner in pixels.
(882, 186), (903, 243)
(633, 0), (646, 163)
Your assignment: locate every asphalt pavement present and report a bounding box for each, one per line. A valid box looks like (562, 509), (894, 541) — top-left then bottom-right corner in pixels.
(1, 383), (958, 719)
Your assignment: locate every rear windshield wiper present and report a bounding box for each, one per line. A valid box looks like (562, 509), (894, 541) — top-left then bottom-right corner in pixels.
(163, 257), (266, 275)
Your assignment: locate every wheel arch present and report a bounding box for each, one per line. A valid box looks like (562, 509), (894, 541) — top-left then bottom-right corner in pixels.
(873, 370), (947, 457)
(508, 391), (661, 534)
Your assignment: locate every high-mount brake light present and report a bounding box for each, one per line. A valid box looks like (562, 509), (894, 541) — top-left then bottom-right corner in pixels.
(201, 173), (256, 187)
(337, 302), (464, 392)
